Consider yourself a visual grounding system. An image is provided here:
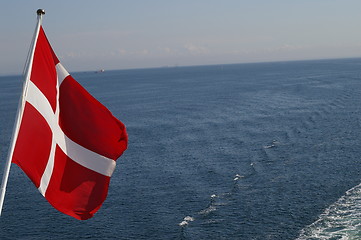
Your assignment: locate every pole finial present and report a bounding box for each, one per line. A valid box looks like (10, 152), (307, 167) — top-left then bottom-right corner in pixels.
(37, 9), (45, 16)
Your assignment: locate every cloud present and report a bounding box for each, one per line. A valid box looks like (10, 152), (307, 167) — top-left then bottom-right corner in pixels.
(109, 49), (127, 57)
(139, 49), (149, 55)
(184, 43), (209, 55)
(267, 44), (305, 52)
(164, 47), (172, 54)
(65, 52), (77, 58)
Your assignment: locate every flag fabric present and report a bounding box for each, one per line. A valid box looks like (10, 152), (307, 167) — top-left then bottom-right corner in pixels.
(11, 26), (128, 220)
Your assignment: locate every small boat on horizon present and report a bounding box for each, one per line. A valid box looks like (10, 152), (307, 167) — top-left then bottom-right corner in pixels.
(95, 69), (105, 73)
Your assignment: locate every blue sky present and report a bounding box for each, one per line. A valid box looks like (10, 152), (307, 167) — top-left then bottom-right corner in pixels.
(1, 1), (361, 75)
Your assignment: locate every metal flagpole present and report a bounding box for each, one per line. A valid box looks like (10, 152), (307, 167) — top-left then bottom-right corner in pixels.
(0, 9), (45, 216)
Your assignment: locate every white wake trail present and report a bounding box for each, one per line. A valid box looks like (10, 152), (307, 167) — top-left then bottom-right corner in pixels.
(297, 183), (361, 240)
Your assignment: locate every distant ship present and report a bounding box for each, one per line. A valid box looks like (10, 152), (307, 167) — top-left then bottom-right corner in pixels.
(95, 69), (105, 73)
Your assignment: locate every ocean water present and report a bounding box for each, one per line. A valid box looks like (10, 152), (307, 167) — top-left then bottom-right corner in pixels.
(1, 58), (361, 239)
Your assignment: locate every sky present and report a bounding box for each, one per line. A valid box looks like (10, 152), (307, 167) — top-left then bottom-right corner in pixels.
(1, 1), (361, 75)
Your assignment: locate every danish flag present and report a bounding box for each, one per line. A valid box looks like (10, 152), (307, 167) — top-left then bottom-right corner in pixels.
(8, 24), (127, 220)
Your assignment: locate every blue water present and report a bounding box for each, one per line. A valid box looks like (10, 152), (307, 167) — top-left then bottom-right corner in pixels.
(1, 58), (361, 239)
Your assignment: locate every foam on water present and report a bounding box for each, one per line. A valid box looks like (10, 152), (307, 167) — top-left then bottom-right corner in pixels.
(179, 216), (194, 227)
(179, 171), (248, 229)
(297, 183), (361, 240)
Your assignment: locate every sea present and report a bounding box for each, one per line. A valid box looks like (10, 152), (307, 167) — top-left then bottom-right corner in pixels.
(1, 58), (361, 239)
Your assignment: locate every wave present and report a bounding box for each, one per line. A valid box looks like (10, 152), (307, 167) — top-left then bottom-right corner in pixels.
(178, 166), (256, 229)
(296, 183), (361, 240)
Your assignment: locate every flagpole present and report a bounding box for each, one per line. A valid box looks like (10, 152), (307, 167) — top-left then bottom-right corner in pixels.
(0, 9), (45, 216)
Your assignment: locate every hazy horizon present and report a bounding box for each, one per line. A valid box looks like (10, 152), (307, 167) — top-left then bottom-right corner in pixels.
(2, 1), (361, 75)
(2, 56), (361, 78)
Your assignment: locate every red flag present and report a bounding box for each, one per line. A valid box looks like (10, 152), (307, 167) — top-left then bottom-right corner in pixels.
(11, 26), (128, 220)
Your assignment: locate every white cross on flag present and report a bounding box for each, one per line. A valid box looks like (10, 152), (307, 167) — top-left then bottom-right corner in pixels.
(9, 25), (128, 220)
